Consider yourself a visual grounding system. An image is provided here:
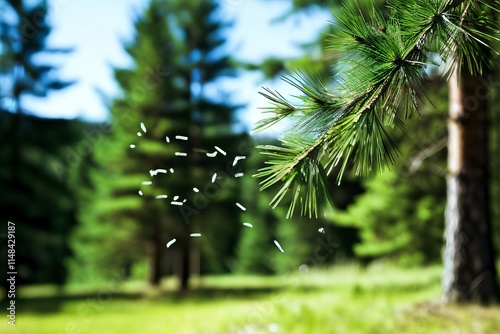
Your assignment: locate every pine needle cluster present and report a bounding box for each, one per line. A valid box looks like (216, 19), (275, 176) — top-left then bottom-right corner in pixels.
(254, 0), (500, 218)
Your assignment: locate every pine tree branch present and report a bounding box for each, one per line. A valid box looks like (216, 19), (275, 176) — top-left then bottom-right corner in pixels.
(444, 0), (466, 12)
(255, 0), (499, 218)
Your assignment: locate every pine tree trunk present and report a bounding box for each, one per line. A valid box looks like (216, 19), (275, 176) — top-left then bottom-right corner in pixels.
(443, 67), (500, 303)
(148, 222), (162, 286)
(179, 234), (191, 291)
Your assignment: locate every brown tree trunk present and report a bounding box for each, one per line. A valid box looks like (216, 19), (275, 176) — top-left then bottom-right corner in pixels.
(148, 222), (162, 286)
(179, 234), (191, 291)
(443, 66), (500, 303)
(148, 246), (161, 286)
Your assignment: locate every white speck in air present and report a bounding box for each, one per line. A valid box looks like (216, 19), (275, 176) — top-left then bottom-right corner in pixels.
(206, 151), (217, 158)
(214, 146), (226, 156)
(166, 239), (176, 248)
(274, 240), (285, 253)
(151, 169), (167, 176)
(232, 156), (246, 166)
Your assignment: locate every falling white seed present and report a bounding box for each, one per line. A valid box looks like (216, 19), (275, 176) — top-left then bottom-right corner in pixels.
(155, 195), (168, 199)
(274, 240), (285, 253)
(235, 173), (244, 178)
(211, 173), (217, 183)
(165, 136), (170, 143)
(138, 190), (143, 196)
(232, 156), (246, 166)
(175, 135), (188, 141)
(193, 187), (199, 192)
(206, 151), (217, 158)
(236, 202), (246, 211)
(149, 170), (167, 177)
(170, 168), (174, 173)
(151, 169), (167, 175)
(173, 196), (179, 201)
(190, 233), (201, 237)
(243, 222), (253, 228)
(166, 238), (176, 248)
(214, 146), (226, 156)
(171, 201), (183, 206)
(318, 227), (325, 234)
(140, 122), (147, 133)
(130, 144), (136, 148)
(175, 152), (187, 157)
(142, 181), (152, 185)
(137, 132), (142, 137)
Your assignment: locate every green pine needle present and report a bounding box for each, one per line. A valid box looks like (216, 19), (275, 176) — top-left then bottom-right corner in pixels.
(254, 0), (500, 218)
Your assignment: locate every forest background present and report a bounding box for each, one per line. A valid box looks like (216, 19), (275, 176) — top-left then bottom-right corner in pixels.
(1, 0), (499, 333)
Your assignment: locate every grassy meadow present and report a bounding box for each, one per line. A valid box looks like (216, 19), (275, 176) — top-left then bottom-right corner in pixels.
(1, 264), (499, 334)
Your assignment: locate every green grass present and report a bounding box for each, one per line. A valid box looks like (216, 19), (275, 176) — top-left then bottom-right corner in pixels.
(1, 264), (499, 333)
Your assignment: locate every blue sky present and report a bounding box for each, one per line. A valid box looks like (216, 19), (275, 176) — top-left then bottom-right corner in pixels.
(22, 0), (331, 132)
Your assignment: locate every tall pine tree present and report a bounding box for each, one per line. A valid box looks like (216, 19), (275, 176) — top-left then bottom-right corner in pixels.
(0, 0), (77, 287)
(74, 0), (246, 290)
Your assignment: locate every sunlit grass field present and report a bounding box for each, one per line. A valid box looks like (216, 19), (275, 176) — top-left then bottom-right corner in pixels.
(1, 264), (499, 333)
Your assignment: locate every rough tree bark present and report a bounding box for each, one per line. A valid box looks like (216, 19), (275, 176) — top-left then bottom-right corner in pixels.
(443, 66), (500, 303)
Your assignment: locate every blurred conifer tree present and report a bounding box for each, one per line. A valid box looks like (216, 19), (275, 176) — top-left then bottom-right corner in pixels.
(73, 0), (246, 290)
(0, 0), (77, 287)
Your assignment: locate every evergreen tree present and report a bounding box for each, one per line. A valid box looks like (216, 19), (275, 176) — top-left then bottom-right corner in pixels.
(255, 0), (500, 303)
(74, 0), (245, 290)
(0, 0), (77, 287)
(1, 0), (73, 179)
